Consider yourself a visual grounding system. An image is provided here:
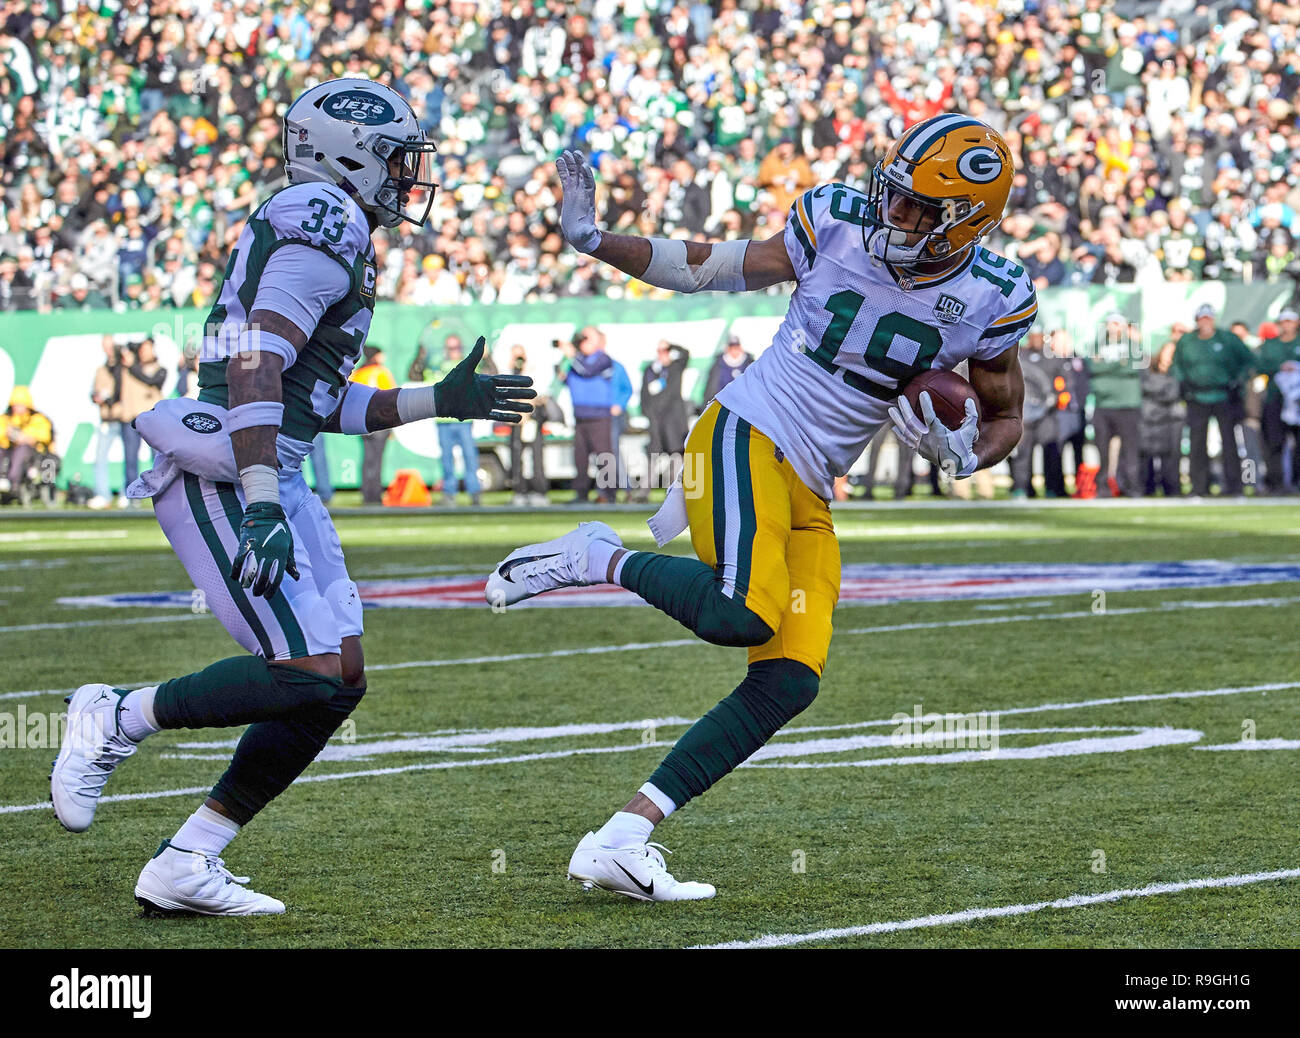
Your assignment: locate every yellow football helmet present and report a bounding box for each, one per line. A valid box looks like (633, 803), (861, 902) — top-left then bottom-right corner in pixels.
(864, 114), (1015, 270)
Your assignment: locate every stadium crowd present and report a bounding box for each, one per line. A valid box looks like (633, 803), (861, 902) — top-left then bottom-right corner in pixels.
(1, 0), (1299, 312)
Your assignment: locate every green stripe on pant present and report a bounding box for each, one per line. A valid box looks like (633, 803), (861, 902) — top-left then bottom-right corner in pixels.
(182, 472), (275, 658)
(710, 405), (729, 575)
(214, 481), (309, 659)
(731, 416), (755, 601)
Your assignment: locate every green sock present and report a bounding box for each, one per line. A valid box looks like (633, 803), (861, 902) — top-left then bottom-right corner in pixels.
(619, 551), (773, 647)
(153, 655), (344, 730)
(648, 658), (820, 808)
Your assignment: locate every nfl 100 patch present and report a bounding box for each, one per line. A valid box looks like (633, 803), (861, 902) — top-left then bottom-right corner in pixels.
(934, 294), (967, 324)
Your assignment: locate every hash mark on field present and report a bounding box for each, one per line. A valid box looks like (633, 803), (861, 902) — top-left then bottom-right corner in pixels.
(693, 868), (1300, 949)
(1194, 739), (1300, 751)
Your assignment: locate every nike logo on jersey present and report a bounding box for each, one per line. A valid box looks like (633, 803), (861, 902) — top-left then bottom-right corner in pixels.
(94, 692), (111, 704)
(614, 860), (654, 897)
(497, 553), (562, 582)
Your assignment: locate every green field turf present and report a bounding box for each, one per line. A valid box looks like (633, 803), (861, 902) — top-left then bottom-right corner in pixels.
(1, 501), (1298, 948)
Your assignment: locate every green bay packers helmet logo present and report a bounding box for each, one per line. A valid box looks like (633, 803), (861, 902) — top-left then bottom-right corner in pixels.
(323, 90), (396, 126)
(957, 146), (1003, 184)
(182, 412), (222, 434)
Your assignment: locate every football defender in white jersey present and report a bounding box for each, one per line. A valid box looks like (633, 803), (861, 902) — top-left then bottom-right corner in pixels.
(485, 114), (1031, 901)
(49, 79), (534, 915)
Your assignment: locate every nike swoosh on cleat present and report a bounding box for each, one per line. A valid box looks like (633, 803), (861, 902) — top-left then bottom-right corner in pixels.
(614, 861), (654, 897)
(497, 553), (563, 582)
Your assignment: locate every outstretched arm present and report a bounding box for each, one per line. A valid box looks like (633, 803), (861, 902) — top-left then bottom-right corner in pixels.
(557, 150), (795, 292)
(321, 337), (535, 435)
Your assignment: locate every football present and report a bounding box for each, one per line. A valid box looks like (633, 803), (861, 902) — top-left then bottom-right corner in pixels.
(902, 368), (980, 431)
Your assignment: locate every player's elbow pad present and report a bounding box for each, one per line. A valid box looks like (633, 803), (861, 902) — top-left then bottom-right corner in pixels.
(642, 238), (748, 294)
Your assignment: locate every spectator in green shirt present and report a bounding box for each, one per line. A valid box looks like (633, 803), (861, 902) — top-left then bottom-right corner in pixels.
(1258, 309), (1300, 493)
(1089, 314), (1144, 497)
(1172, 303), (1255, 496)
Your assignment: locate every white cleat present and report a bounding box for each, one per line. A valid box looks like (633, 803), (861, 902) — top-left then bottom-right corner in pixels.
(485, 521), (622, 608)
(135, 840), (286, 916)
(50, 683), (138, 833)
(567, 831), (717, 902)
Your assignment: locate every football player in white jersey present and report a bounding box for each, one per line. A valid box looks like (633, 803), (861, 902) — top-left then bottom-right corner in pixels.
(486, 114), (1033, 901)
(49, 79), (534, 915)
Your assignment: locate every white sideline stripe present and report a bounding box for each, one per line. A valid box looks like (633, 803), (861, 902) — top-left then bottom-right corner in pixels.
(838, 594), (1300, 637)
(367, 639), (701, 672)
(769, 682), (1300, 739)
(693, 868), (1300, 949)
(0, 613), (207, 635)
(3, 682), (1294, 818)
(0, 741), (672, 816)
(6, 585), (1298, 640)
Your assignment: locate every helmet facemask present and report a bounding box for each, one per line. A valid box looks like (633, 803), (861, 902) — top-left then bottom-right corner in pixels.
(863, 162), (985, 270)
(326, 133), (438, 229)
(367, 134), (439, 228)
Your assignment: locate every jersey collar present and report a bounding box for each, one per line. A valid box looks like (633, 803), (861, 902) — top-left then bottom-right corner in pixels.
(884, 248), (976, 292)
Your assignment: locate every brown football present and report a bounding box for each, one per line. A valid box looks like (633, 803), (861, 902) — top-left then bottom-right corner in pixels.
(902, 369), (980, 431)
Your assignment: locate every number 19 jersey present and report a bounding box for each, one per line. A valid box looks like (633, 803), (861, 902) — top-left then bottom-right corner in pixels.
(715, 183), (1037, 499)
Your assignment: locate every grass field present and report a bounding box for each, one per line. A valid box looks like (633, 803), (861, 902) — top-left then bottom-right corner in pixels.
(1, 500), (1298, 949)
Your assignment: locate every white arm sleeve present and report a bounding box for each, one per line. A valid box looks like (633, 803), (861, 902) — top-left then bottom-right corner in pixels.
(640, 238), (749, 293)
(248, 244), (352, 368)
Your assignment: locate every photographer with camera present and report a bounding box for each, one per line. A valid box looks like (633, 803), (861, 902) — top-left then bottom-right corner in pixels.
(116, 337), (166, 504)
(509, 344), (550, 506)
(89, 335), (123, 509)
(640, 340), (690, 498)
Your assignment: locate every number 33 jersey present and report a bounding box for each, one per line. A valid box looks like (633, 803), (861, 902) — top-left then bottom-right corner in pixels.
(715, 183), (1037, 499)
(197, 183), (378, 462)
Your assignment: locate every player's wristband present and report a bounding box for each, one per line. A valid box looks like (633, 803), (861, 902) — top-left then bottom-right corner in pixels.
(238, 463), (280, 505)
(227, 400), (285, 433)
(396, 384), (439, 424)
(337, 382), (378, 434)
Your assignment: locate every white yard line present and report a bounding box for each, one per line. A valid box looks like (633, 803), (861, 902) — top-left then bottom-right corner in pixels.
(1, 681), (1294, 817)
(693, 868), (1300, 949)
(0, 741), (673, 815)
(0, 613), (207, 635)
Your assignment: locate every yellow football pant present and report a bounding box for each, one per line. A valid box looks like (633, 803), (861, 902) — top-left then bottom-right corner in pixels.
(683, 402), (841, 675)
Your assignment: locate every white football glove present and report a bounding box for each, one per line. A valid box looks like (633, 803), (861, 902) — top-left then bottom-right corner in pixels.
(888, 392), (981, 479)
(555, 149), (602, 254)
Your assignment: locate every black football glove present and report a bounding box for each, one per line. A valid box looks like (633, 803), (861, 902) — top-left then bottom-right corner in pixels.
(230, 501), (300, 598)
(434, 336), (536, 422)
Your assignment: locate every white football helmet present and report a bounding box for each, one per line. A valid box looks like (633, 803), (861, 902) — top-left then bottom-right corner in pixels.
(283, 78), (438, 228)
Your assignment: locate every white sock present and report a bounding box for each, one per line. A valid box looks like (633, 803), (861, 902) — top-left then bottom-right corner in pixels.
(117, 686), (160, 743)
(595, 810), (655, 849)
(586, 542), (635, 585)
(638, 781), (677, 819)
(171, 803), (240, 856)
